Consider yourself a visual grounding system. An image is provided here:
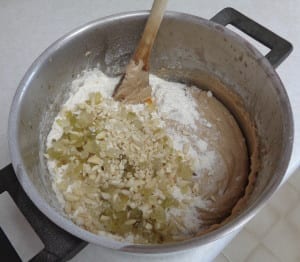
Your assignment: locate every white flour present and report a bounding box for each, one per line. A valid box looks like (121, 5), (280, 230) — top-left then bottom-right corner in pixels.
(64, 70), (119, 109)
(150, 75), (216, 176)
(151, 75), (199, 129)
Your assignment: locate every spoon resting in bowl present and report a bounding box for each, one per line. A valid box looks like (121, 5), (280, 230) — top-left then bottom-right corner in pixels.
(112, 0), (168, 104)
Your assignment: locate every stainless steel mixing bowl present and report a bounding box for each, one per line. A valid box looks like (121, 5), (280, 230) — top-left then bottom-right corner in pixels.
(8, 8), (293, 253)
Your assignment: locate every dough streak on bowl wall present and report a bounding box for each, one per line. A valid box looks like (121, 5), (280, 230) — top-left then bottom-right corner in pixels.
(45, 68), (248, 244)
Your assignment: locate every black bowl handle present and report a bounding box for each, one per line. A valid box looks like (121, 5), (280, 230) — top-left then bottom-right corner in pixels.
(210, 7), (293, 68)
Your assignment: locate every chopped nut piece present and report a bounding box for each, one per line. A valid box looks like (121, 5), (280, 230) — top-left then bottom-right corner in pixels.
(125, 219), (136, 225)
(145, 223), (153, 230)
(87, 155), (102, 165)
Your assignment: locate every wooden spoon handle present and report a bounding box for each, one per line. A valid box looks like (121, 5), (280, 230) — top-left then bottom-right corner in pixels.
(133, 0), (168, 70)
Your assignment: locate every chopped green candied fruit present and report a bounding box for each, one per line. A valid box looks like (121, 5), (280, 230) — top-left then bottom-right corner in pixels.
(151, 206), (166, 221)
(76, 111), (94, 128)
(177, 163), (193, 179)
(89, 92), (102, 105)
(46, 92), (196, 244)
(84, 139), (98, 154)
(64, 111), (77, 127)
(162, 197), (179, 208)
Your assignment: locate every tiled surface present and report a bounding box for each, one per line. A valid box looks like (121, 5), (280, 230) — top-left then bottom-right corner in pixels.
(246, 246), (280, 262)
(215, 168), (300, 262)
(221, 230), (258, 262)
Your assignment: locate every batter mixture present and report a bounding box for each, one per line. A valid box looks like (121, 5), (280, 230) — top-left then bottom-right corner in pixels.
(45, 69), (248, 243)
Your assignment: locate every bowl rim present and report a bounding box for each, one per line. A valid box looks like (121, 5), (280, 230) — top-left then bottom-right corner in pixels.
(8, 10), (294, 253)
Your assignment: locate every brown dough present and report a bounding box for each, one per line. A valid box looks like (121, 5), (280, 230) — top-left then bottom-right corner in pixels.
(190, 88), (249, 227)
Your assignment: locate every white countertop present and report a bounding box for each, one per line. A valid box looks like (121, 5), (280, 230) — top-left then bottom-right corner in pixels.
(1, 1), (299, 261)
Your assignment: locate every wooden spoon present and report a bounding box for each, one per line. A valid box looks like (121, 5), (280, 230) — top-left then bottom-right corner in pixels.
(112, 0), (168, 104)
